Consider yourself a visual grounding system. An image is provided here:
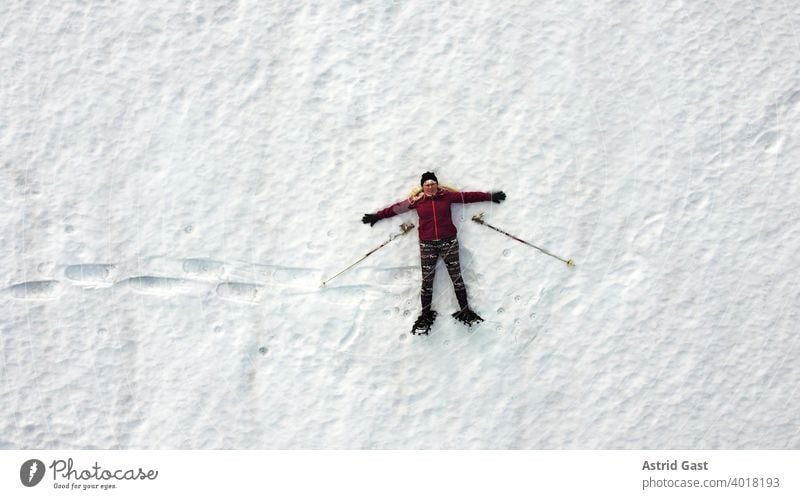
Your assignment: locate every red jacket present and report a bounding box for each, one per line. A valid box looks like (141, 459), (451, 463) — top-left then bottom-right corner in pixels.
(375, 190), (492, 241)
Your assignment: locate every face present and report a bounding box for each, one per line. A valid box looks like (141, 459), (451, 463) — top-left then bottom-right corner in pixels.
(422, 180), (439, 196)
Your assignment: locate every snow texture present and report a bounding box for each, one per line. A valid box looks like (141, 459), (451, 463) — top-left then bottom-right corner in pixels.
(1, 0), (799, 449)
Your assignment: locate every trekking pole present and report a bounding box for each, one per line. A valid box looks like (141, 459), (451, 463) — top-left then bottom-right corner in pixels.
(472, 213), (575, 268)
(321, 222), (415, 287)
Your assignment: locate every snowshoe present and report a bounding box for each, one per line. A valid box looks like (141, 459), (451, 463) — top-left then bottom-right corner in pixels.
(452, 308), (484, 327)
(411, 310), (438, 335)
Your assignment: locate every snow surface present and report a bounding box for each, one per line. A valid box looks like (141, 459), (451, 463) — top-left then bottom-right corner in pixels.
(2, 0), (799, 449)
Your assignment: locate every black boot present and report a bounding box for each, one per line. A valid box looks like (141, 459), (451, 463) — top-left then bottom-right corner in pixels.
(452, 307), (484, 327)
(411, 310), (438, 335)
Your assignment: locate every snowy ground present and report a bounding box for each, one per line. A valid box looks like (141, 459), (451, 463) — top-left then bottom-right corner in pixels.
(1, 0), (799, 449)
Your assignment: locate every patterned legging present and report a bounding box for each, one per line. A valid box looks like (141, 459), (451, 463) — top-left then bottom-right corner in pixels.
(419, 237), (469, 312)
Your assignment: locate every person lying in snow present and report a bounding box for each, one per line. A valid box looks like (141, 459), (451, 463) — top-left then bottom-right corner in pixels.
(362, 171), (506, 335)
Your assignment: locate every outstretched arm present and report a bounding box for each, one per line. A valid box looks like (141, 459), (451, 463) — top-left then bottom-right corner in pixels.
(362, 198), (414, 226)
(448, 191), (506, 204)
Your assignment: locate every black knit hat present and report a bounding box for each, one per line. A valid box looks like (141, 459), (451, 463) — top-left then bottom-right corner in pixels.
(420, 171), (438, 185)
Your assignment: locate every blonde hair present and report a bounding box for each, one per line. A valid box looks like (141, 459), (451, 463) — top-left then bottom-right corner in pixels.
(408, 184), (459, 203)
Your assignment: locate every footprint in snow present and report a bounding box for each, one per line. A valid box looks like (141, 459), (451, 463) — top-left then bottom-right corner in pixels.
(6, 280), (62, 300)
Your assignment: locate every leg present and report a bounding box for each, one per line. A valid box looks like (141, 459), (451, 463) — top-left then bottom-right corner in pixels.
(441, 238), (469, 310)
(442, 238), (483, 326)
(419, 240), (440, 313)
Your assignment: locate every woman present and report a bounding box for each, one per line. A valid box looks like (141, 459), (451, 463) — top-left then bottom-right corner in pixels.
(362, 172), (506, 335)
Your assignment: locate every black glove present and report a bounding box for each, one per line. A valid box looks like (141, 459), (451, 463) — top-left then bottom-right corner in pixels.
(491, 191), (506, 203)
(362, 213), (379, 226)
